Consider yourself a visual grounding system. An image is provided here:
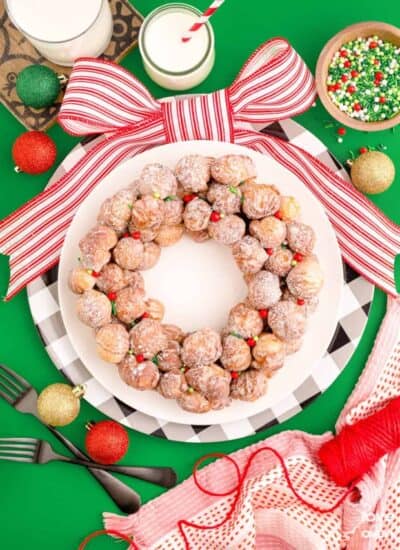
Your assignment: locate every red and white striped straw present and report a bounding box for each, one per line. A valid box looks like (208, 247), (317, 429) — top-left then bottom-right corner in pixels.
(181, 0), (225, 43)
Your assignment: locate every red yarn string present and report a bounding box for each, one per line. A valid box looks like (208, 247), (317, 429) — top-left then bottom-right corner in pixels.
(177, 446), (355, 550)
(78, 529), (137, 549)
(192, 452), (241, 496)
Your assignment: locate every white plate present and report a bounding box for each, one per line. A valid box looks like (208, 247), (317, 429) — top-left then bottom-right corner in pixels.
(59, 140), (343, 426)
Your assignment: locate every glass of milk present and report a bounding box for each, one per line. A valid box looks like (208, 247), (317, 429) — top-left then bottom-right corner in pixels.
(139, 3), (215, 91)
(5, 0), (113, 66)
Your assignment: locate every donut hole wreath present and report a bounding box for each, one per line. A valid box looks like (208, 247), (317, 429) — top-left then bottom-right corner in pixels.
(69, 154), (324, 413)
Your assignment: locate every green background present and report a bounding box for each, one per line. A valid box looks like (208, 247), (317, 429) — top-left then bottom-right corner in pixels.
(0, 1), (399, 548)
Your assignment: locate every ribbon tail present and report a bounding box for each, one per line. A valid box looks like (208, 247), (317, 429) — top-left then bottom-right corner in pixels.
(235, 129), (400, 298)
(0, 124), (164, 300)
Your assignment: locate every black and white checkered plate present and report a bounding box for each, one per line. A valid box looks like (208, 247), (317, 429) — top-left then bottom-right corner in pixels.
(27, 118), (373, 442)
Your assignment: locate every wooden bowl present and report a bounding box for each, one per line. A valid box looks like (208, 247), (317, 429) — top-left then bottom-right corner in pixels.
(316, 21), (400, 131)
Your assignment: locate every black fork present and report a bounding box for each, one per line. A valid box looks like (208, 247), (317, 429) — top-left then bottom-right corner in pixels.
(0, 364), (141, 513)
(0, 436), (176, 487)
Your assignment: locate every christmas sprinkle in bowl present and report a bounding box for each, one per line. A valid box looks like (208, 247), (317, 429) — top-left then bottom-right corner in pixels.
(316, 21), (400, 131)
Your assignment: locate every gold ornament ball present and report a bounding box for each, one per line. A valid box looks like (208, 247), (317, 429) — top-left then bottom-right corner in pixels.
(350, 151), (395, 195)
(37, 383), (85, 426)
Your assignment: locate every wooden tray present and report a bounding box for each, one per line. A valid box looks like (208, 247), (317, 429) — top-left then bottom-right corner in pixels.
(0, 0), (143, 131)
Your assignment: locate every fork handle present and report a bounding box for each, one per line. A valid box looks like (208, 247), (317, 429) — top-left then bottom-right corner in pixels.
(46, 425), (141, 513)
(100, 465), (177, 489)
(61, 457), (177, 488)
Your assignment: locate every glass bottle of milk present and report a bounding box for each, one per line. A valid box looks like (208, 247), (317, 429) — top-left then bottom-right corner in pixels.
(139, 3), (215, 91)
(5, 0), (113, 66)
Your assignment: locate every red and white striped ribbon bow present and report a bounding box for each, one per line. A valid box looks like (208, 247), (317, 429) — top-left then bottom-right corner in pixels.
(0, 38), (399, 300)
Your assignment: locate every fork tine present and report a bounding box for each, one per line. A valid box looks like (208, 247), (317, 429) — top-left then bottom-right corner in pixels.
(0, 373), (20, 398)
(0, 438), (37, 458)
(0, 386), (16, 405)
(0, 455), (33, 463)
(0, 364), (30, 391)
(0, 386), (14, 404)
(0, 437), (38, 444)
(0, 381), (18, 406)
(0, 371), (23, 394)
(0, 448), (35, 456)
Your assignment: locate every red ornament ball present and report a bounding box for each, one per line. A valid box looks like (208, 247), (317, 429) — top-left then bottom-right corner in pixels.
(85, 420), (129, 465)
(12, 131), (56, 175)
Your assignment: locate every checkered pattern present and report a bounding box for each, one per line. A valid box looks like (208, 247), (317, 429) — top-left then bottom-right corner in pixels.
(26, 118), (373, 442)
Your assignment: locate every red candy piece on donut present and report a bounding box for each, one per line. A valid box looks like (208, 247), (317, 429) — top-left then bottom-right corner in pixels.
(210, 211), (221, 222)
(183, 194), (197, 203)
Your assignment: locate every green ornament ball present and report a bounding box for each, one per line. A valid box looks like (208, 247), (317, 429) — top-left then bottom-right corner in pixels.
(16, 65), (60, 109)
